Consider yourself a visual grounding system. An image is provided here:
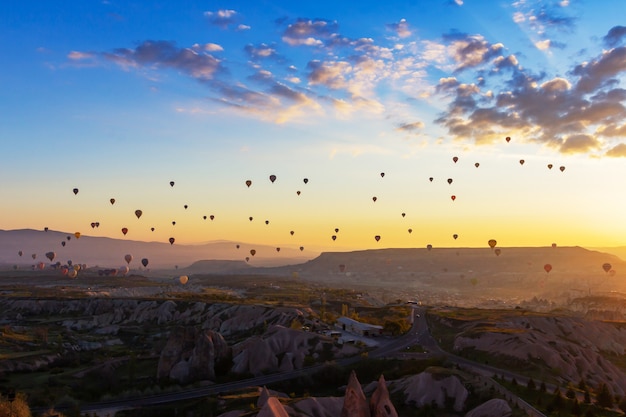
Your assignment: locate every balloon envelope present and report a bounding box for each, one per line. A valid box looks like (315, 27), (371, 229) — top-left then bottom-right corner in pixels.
(488, 239), (497, 248)
(179, 275), (189, 284)
(124, 254), (133, 264)
(45, 251), (56, 262)
(250, 249), (256, 256)
(602, 263), (612, 273)
(544, 264), (552, 273)
(74, 232), (81, 239)
(269, 175), (276, 183)
(122, 227), (128, 235)
(245, 180), (252, 187)
(169, 237), (175, 245)
(135, 210), (142, 219)
(141, 258), (149, 267)
(73, 188), (79, 195)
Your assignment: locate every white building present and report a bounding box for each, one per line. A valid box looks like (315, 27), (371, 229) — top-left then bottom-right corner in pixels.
(336, 316), (383, 337)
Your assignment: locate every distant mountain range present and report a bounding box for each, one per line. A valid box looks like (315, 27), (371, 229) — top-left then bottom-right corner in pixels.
(0, 229), (317, 269)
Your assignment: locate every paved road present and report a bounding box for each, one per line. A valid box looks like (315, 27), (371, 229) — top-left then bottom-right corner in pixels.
(36, 307), (544, 416)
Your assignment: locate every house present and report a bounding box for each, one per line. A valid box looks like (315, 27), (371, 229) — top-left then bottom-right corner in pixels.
(336, 316), (383, 336)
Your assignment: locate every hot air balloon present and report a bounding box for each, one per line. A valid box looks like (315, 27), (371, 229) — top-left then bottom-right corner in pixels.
(169, 237), (175, 245)
(551, 243), (557, 248)
(474, 162), (480, 168)
(61, 241), (66, 247)
(210, 215), (215, 220)
(559, 166), (565, 172)
(44, 227), (48, 232)
(184, 205), (188, 209)
(249, 217), (253, 222)
(451, 195), (456, 201)
(110, 198), (116, 205)
(372, 196), (377, 202)
(135, 210), (142, 219)
(374, 235), (381, 242)
(67, 236), (71, 241)
(453, 234), (458, 240)
(380, 172), (385, 178)
(495, 248), (502, 256)
(332, 235), (337, 241)
(74, 232), (81, 239)
(547, 164), (553, 170)
(141, 258), (149, 267)
(91, 222), (96, 229)
(429, 177), (434, 182)
(296, 191), (301, 195)
(544, 264), (552, 273)
(335, 228), (339, 233)
(401, 212), (406, 218)
(122, 227), (128, 236)
(95, 222), (100, 227)
(265, 220), (269, 225)
(519, 159), (525, 165)
(250, 249), (256, 256)
(151, 227), (155, 232)
(602, 263), (612, 273)
(276, 247), (281, 252)
(45, 252), (56, 262)
(303, 178), (309, 184)
(408, 228), (412, 234)
(67, 269), (78, 278)
(73, 188), (79, 195)
(172, 221), (176, 225)
(453, 156), (458, 163)
(299, 246), (304, 251)
(124, 254), (133, 264)
(245, 257), (250, 262)
(339, 264), (346, 273)
(290, 231), (295, 236)
(269, 175), (277, 183)
(203, 215), (207, 220)
(236, 244), (240, 249)
(18, 250), (23, 257)
(505, 136), (511, 142)
(447, 178), (453, 185)
(32, 254), (37, 259)
(179, 275), (189, 284)
(426, 244), (432, 251)
(170, 181), (175, 187)
(245, 180), (252, 187)
(488, 239), (497, 248)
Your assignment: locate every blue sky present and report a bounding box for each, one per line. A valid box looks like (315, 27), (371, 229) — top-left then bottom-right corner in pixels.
(2, 0), (626, 252)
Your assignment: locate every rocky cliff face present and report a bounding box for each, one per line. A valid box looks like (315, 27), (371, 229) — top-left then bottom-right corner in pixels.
(157, 327), (231, 383)
(393, 371), (468, 412)
(341, 370), (370, 417)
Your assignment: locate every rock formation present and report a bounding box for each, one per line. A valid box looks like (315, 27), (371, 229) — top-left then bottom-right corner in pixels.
(370, 375), (398, 417)
(465, 398), (511, 417)
(157, 327), (231, 384)
(341, 370), (370, 417)
(257, 397), (289, 417)
(394, 370), (468, 412)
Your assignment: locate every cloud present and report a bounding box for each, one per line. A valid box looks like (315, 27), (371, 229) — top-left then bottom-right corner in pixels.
(103, 40), (221, 80)
(193, 43), (223, 52)
(605, 143), (626, 157)
(67, 51), (94, 60)
(396, 121), (424, 132)
(603, 26), (626, 48)
(204, 9), (242, 29)
(282, 18), (338, 47)
(244, 43), (278, 60)
(559, 134), (600, 154)
(387, 19), (412, 39)
(572, 46), (626, 94)
(442, 33), (504, 72)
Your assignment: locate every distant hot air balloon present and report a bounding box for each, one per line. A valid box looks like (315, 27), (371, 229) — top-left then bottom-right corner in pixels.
(32, 254), (37, 260)
(249, 217), (253, 222)
(335, 228), (339, 233)
(276, 247), (281, 252)
(95, 222), (100, 227)
(245, 180), (252, 187)
(236, 244), (240, 249)
(73, 188), (79, 195)
(519, 159), (525, 165)
(290, 231), (295, 236)
(91, 222), (96, 229)
(299, 246), (304, 251)
(18, 250), (23, 257)
(339, 264), (346, 273)
(451, 195), (456, 201)
(184, 205), (188, 209)
(426, 244), (432, 251)
(169, 237), (175, 245)
(250, 249), (256, 256)
(45, 252), (56, 262)
(547, 164), (553, 170)
(447, 178), (453, 185)
(401, 212), (406, 218)
(303, 178), (309, 184)
(170, 181), (175, 187)
(372, 196), (377, 202)
(44, 227), (48, 232)
(505, 136), (511, 142)
(429, 177), (434, 182)
(474, 162), (480, 168)
(495, 248), (502, 256)
(269, 175), (277, 183)
(332, 235), (337, 241)
(141, 258), (149, 267)
(559, 166), (565, 172)
(296, 191), (301, 195)
(122, 227), (128, 236)
(408, 228), (412, 234)
(265, 220), (269, 225)
(245, 257), (250, 262)
(453, 156), (458, 163)
(124, 254), (133, 264)
(110, 198), (116, 205)
(551, 243), (557, 248)
(380, 172), (385, 178)
(602, 263), (612, 273)
(453, 234), (458, 240)
(74, 232), (81, 239)
(172, 221), (176, 225)
(67, 236), (71, 241)
(67, 269), (78, 278)
(135, 210), (142, 219)
(119, 265), (129, 275)
(203, 215), (207, 220)
(151, 227), (155, 232)
(544, 264), (552, 273)
(61, 241), (66, 247)
(488, 239), (497, 248)
(179, 275), (189, 285)
(210, 215), (214, 220)
(374, 235), (381, 242)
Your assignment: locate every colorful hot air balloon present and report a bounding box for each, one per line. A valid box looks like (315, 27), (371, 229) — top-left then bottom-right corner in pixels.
(453, 156), (458, 163)
(547, 164), (553, 170)
(544, 264), (552, 273)
(559, 166), (565, 172)
(121, 227), (128, 236)
(179, 275), (189, 284)
(488, 239), (497, 249)
(169, 237), (175, 245)
(135, 210), (143, 219)
(73, 188), (79, 195)
(519, 159), (525, 165)
(45, 251), (56, 262)
(141, 258), (149, 267)
(74, 232), (81, 239)
(269, 174), (277, 183)
(451, 195), (456, 201)
(474, 162), (479, 168)
(250, 249), (256, 256)
(245, 180), (252, 187)
(505, 136), (511, 142)
(374, 235), (381, 242)
(602, 263), (612, 273)
(124, 254), (133, 264)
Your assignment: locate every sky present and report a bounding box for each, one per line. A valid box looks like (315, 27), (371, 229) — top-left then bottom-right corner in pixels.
(1, 0), (626, 253)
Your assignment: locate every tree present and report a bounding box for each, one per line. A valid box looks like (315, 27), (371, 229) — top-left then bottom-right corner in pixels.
(526, 378), (536, 391)
(566, 385), (576, 399)
(539, 381), (547, 393)
(0, 391), (32, 417)
(584, 390), (591, 404)
(571, 398), (582, 416)
(595, 383), (613, 409)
